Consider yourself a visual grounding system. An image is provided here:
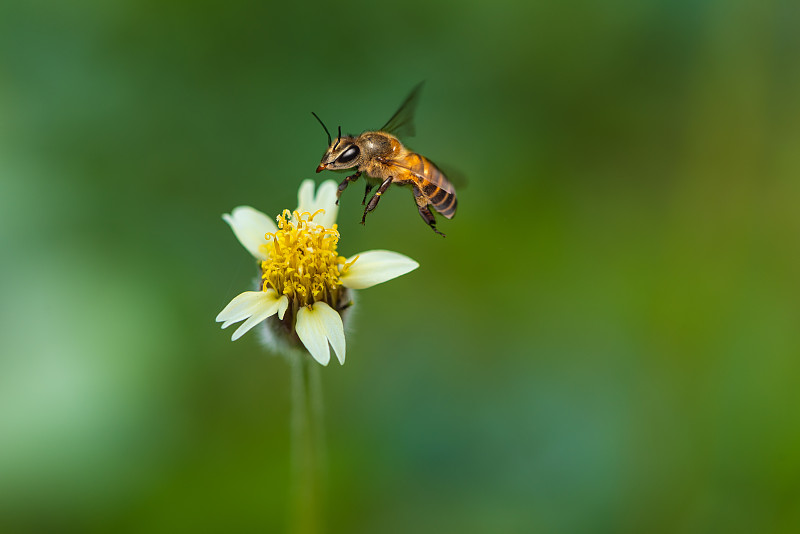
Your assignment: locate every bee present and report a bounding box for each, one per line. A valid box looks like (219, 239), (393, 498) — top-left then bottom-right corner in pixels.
(312, 83), (457, 237)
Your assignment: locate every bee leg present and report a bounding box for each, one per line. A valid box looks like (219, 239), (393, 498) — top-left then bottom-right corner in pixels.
(412, 186), (446, 237)
(336, 171), (361, 205)
(361, 176), (393, 225)
(417, 204), (446, 237)
(361, 183), (374, 205)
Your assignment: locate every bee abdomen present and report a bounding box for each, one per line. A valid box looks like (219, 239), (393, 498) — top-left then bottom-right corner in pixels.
(422, 180), (457, 219)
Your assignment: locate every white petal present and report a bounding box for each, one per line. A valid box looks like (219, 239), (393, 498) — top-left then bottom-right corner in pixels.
(216, 291), (266, 327)
(295, 179), (339, 228)
(231, 289), (289, 334)
(313, 301), (346, 365)
(215, 290), (285, 341)
(296, 180), (315, 214)
(296, 305), (330, 366)
(277, 295), (289, 320)
(340, 250), (419, 290)
(296, 302), (346, 365)
(222, 206), (277, 261)
(311, 180), (339, 228)
(231, 307), (272, 341)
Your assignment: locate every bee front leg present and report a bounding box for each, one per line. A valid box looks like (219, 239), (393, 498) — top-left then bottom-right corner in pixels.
(336, 171), (361, 205)
(412, 185), (446, 237)
(361, 176), (393, 225)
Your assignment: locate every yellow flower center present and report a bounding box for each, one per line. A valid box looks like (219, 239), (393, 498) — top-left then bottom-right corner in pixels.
(260, 209), (356, 308)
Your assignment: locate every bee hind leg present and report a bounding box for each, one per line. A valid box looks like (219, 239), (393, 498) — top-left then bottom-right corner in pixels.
(412, 186), (445, 237)
(336, 171), (361, 205)
(361, 176), (393, 225)
(417, 204), (446, 237)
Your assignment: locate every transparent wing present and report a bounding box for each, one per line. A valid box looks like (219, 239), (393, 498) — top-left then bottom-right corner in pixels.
(383, 156), (459, 195)
(411, 154), (466, 190)
(380, 82), (424, 138)
(436, 164), (468, 190)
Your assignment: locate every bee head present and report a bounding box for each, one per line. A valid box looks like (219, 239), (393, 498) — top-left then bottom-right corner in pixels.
(317, 138), (361, 173)
(311, 112), (362, 172)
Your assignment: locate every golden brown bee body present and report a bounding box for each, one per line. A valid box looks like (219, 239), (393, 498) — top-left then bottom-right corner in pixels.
(313, 84), (457, 236)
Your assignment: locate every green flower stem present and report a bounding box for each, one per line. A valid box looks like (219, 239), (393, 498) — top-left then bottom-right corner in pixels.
(289, 350), (326, 534)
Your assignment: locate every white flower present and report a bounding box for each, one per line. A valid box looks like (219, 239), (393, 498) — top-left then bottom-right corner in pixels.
(216, 179), (419, 366)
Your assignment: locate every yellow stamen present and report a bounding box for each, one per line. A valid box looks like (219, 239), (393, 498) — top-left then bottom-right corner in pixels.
(260, 209), (347, 308)
(342, 254), (359, 275)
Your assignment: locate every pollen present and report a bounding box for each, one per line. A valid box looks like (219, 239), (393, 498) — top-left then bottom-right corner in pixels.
(260, 209), (354, 308)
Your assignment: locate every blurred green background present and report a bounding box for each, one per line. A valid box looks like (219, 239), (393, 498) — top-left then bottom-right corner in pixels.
(2, 0), (799, 532)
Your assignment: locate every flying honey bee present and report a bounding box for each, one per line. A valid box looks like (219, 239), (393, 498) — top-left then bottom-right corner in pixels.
(313, 83), (457, 236)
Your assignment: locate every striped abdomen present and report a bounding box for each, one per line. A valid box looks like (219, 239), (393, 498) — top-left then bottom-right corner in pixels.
(392, 153), (457, 219)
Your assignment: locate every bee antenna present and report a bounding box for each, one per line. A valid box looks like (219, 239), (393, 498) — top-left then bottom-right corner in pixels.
(311, 112), (332, 146)
(334, 125), (342, 150)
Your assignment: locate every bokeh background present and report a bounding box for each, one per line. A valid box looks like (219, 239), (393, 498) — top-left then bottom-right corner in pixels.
(2, 0), (799, 532)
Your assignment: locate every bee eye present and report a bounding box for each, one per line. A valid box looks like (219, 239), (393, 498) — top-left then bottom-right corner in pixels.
(337, 145), (359, 164)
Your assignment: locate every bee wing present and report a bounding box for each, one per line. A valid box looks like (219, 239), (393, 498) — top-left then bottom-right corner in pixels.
(380, 82), (424, 138)
(384, 158), (458, 195)
(436, 164), (468, 190)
